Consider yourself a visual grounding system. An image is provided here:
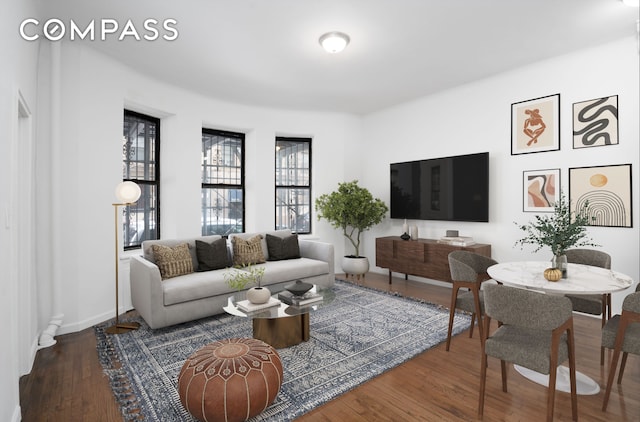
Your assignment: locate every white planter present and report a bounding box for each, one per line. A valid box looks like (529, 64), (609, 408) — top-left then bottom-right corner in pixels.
(246, 286), (271, 304)
(341, 256), (369, 276)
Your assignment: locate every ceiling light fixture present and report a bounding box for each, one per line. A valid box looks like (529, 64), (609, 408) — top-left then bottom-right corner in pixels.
(319, 31), (350, 53)
(622, 0), (639, 7)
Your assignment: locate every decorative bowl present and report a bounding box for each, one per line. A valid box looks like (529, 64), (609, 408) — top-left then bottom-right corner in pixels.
(285, 280), (313, 296)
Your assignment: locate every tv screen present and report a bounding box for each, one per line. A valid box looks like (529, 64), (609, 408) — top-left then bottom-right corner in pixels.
(390, 152), (489, 222)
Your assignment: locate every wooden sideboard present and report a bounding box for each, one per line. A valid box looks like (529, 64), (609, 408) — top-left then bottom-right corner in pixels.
(375, 236), (492, 284)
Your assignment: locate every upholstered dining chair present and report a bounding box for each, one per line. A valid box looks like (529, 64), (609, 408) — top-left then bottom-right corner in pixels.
(601, 283), (640, 411)
(564, 248), (612, 365)
(479, 284), (578, 422)
(446, 251), (498, 351)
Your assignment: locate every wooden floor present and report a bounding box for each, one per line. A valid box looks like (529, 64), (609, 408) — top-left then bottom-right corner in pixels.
(20, 272), (639, 421)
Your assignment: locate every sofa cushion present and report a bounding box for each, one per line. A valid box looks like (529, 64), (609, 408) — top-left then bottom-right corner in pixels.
(256, 258), (330, 285)
(142, 235), (223, 270)
(230, 230), (292, 261)
(152, 243), (194, 279)
(232, 235), (266, 266)
(163, 270), (231, 306)
(195, 239), (230, 271)
(266, 233), (300, 261)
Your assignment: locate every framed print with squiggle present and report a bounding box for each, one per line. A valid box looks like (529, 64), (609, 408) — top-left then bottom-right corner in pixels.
(523, 168), (560, 212)
(569, 164), (632, 228)
(573, 95), (618, 149)
(511, 94), (560, 155)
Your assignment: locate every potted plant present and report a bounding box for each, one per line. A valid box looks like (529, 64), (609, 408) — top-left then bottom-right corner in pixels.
(224, 264), (268, 304)
(315, 180), (388, 276)
(515, 192), (598, 278)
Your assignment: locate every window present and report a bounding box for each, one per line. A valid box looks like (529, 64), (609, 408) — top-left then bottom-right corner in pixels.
(275, 137), (311, 234)
(201, 129), (244, 236)
(122, 110), (160, 249)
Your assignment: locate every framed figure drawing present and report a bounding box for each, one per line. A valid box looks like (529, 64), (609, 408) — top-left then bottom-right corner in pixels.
(523, 169), (560, 212)
(573, 95), (618, 149)
(511, 94), (560, 155)
(569, 164), (632, 228)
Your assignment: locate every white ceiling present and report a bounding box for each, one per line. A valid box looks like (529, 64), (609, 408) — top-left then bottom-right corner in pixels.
(40, 0), (639, 114)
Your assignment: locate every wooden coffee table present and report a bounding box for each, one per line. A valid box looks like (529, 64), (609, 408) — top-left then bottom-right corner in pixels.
(223, 285), (335, 348)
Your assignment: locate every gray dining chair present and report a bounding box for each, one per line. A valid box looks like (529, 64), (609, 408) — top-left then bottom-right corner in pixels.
(479, 284), (577, 422)
(564, 249), (612, 365)
(601, 283), (640, 411)
(446, 251), (498, 351)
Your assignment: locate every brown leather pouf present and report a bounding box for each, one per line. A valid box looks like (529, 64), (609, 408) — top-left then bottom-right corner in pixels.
(178, 338), (283, 422)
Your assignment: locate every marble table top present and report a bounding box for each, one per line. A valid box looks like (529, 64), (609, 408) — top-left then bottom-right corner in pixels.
(487, 261), (634, 295)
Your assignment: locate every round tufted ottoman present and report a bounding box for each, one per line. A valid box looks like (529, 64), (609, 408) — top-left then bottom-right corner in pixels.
(178, 338), (283, 422)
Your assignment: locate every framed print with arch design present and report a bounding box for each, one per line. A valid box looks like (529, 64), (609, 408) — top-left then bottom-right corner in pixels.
(569, 164), (632, 228)
(511, 94), (560, 155)
(573, 95), (618, 149)
(523, 168), (560, 212)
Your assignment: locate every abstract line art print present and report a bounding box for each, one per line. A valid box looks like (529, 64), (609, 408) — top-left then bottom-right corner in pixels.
(573, 95), (618, 149)
(511, 94), (560, 155)
(569, 164), (632, 228)
(523, 169), (560, 212)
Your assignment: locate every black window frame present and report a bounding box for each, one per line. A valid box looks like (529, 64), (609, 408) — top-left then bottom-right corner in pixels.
(201, 128), (245, 236)
(275, 136), (312, 234)
(122, 109), (160, 250)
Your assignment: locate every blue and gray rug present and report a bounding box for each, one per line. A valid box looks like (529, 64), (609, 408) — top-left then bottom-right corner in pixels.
(95, 279), (471, 421)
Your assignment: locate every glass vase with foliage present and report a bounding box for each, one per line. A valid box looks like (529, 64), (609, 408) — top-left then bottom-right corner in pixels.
(315, 180), (388, 258)
(515, 193), (598, 275)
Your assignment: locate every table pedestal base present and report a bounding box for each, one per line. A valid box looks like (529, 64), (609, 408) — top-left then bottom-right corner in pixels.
(514, 364), (600, 395)
(253, 313), (310, 349)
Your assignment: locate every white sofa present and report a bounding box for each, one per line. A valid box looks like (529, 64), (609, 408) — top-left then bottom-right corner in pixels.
(130, 230), (335, 329)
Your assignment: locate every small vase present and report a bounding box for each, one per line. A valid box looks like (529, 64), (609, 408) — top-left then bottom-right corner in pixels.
(551, 254), (568, 279)
(246, 286), (271, 304)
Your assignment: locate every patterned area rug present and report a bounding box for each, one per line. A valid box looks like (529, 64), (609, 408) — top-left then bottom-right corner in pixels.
(95, 279), (470, 421)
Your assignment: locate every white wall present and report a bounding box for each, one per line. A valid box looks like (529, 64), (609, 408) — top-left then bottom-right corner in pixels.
(361, 37), (640, 313)
(49, 42), (359, 334)
(1, 1), (41, 420)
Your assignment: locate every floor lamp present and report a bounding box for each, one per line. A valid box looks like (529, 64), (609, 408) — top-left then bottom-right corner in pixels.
(105, 181), (142, 335)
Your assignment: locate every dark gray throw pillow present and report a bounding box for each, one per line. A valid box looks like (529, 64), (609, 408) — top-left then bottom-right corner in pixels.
(195, 239), (230, 271)
(266, 233), (300, 261)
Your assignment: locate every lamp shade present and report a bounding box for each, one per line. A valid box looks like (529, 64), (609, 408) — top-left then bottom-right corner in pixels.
(115, 181), (141, 204)
(319, 32), (350, 53)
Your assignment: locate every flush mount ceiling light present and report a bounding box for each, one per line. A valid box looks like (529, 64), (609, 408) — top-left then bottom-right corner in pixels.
(319, 31), (350, 53)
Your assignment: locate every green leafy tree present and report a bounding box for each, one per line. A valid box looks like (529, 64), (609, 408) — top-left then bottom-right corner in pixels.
(515, 193), (598, 256)
(315, 180), (388, 257)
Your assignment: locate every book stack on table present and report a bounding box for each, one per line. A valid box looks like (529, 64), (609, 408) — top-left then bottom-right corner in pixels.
(437, 236), (476, 246)
(236, 297), (281, 313)
(278, 290), (323, 306)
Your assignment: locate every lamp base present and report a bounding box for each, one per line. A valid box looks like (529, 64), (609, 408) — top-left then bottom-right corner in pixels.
(105, 321), (141, 334)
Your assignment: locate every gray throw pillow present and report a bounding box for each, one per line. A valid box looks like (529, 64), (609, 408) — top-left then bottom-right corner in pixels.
(195, 239), (230, 271)
(266, 233), (300, 261)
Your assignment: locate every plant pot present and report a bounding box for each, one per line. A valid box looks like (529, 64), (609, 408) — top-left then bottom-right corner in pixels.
(246, 286), (271, 304)
(341, 256), (369, 276)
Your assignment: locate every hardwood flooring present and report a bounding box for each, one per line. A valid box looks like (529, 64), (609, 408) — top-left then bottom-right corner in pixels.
(20, 273), (639, 421)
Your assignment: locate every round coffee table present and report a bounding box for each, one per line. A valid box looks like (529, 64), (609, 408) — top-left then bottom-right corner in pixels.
(223, 285), (335, 348)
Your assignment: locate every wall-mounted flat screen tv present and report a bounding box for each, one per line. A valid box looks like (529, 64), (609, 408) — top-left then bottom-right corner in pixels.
(390, 152), (489, 222)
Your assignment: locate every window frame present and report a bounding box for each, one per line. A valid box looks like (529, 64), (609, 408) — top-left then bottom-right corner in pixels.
(274, 136), (312, 234)
(201, 128), (245, 236)
(122, 109), (161, 250)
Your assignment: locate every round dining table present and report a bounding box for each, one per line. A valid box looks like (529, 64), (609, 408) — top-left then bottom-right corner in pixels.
(487, 261), (635, 395)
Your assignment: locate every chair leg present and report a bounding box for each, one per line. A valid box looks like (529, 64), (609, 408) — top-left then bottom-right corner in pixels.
(497, 360), (506, 392)
(567, 325), (578, 421)
(478, 347), (488, 418)
(471, 285), (483, 342)
(547, 364), (558, 422)
(617, 352), (629, 384)
(469, 313), (476, 338)
(603, 317), (628, 411)
(446, 286), (460, 351)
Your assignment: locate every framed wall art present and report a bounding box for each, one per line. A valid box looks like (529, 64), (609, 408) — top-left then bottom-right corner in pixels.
(569, 163), (632, 228)
(511, 93), (560, 155)
(523, 168), (560, 212)
(573, 95), (618, 149)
